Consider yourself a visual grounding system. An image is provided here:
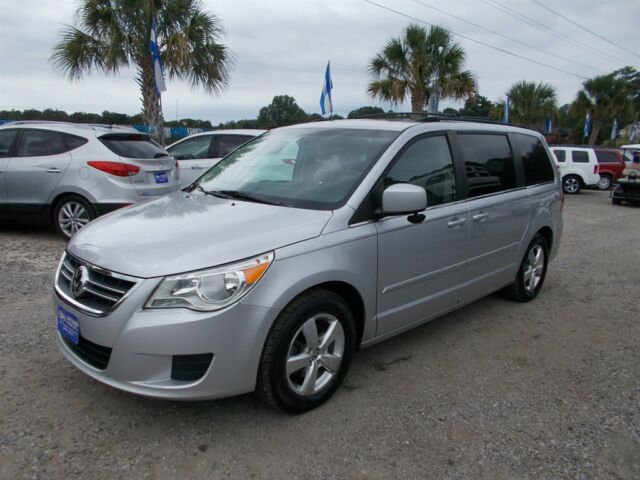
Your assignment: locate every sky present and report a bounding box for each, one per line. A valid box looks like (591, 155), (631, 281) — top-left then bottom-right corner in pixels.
(0, 0), (638, 124)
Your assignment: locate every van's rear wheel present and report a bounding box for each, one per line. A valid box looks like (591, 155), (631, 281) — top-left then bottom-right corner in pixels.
(501, 234), (549, 302)
(53, 195), (95, 240)
(256, 290), (355, 413)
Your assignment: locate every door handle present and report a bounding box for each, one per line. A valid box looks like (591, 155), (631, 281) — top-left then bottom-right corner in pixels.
(190, 165), (205, 170)
(447, 217), (467, 228)
(472, 212), (490, 222)
(46, 168), (62, 174)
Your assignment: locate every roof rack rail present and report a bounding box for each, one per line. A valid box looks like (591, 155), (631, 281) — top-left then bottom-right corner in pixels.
(4, 120), (139, 132)
(353, 111), (514, 127)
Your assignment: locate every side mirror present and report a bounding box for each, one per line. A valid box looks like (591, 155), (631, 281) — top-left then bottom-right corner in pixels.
(378, 183), (427, 221)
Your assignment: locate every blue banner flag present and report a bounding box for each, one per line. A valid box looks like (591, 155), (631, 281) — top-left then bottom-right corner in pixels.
(583, 111), (591, 139)
(320, 61), (333, 116)
(502, 96), (509, 124)
(630, 123), (638, 143)
(149, 20), (166, 95)
(610, 118), (618, 141)
(544, 113), (552, 134)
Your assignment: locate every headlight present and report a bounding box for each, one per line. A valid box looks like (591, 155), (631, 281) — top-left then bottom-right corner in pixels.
(145, 252), (274, 311)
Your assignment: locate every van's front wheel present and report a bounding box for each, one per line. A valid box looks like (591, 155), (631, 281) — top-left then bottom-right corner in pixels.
(257, 290), (355, 413)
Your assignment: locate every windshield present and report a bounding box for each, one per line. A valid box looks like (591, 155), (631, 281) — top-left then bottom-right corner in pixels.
(196, 127), (399, 209)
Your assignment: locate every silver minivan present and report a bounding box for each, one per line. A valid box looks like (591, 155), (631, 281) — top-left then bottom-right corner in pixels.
(53, 118), (563, 412)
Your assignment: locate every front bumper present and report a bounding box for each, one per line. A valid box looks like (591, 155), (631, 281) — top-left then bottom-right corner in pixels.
(54, 284), (279, 400)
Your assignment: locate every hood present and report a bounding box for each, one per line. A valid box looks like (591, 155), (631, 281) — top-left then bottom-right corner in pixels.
(68, 191), (333, 278)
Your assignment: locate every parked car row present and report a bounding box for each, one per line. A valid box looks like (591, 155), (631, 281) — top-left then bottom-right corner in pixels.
(0, 122), (264, 239)
(550, 145), (630, 194)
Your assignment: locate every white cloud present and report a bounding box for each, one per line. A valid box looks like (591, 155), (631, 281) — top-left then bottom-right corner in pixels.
(0, 0), (637, 123)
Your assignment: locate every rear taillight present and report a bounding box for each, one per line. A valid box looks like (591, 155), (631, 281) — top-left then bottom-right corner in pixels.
(594, 164), (599, 174)
(87, 161), (140, 177)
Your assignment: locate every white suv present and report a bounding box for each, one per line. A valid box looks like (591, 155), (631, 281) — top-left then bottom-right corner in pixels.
(550, 146), (600, 194)
(0, 122), (179, 239)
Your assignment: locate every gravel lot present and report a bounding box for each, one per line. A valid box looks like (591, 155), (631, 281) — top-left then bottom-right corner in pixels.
(1, 190), (638, 480)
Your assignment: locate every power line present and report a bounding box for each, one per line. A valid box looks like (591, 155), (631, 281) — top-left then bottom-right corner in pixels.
(479, 0), (629, 66)
(361, 0), (588, 80)
(529, 0), (640, 60)
(409, 0), (603, 73)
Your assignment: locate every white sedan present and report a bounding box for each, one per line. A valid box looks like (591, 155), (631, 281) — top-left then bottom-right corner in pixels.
(167, 129), (265, 186)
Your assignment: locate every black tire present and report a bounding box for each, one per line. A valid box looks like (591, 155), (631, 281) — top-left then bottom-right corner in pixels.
(597, 174), (612, 190)
(256, 289), (356, 413)
(501, 233), (549, 302)
(53, 195), (96, 240)
(562, 175), (582, 194)
(612, 198), (622, 205)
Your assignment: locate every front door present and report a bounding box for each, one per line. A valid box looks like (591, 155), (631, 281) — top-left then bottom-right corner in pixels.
(168, 135), (214, 186)
(376, 134), (468, 336)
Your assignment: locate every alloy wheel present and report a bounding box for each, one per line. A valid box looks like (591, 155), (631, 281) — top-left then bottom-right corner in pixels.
(564, 177), (580, 193)
(523, 245), (545, 293)
(597, 175), (611, 190)
(58, 201), (90, 237)
(286, 313), (345, 396)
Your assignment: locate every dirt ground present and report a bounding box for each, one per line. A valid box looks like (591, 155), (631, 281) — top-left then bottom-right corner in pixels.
(0, 189), (638, 480)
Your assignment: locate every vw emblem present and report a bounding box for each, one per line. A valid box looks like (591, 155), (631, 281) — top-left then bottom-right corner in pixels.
(70, 266), (89, 298)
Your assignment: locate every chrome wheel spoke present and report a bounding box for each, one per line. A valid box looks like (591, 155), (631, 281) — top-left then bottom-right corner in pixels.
(286, 353), (312, 375)
(301, 319), (319, 349)
(318, 319), (339, 350)
(300, 360), (320, 396)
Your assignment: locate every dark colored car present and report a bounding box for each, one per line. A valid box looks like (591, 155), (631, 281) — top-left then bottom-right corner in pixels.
(594, 148), (626, 190)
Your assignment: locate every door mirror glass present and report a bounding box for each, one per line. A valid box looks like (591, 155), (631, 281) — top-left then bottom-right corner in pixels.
(381, 183), (427, 215)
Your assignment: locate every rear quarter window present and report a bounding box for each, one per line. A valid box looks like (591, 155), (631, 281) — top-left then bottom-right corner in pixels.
(571, 151), (590, 163)
(100, 134), (168, 159)
(553, 150), (565, 162)
(515, 134), (555, 185)
(595, 151), (621, 163)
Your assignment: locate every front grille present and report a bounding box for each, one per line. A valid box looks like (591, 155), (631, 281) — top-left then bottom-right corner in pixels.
(62, 335), (112, 370)
(56, 252), (139, 315)
(171, 353), (214, 381)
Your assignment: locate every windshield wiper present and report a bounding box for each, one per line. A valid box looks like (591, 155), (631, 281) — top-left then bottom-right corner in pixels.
(196, 185), (230, 199)
(154, 152), (170, 158)
(215, 190), (281, 206)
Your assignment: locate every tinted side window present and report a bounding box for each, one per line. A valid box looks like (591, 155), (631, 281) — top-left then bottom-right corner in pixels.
(572, 151), (589, 163)
(0, 129), (19, 156)
(168, 135), (212, 160)
(100, 134), (168, 159)
(515, 134), (555, 185)
(65, 134), (89, 150)
(595, 151), (620, 163)
(553, 150), (566, 162)
(459, 134), (517, 197)
(17, 129), (70, 156)
(216, 135), (254, 157)
(384, 135), (456, 207)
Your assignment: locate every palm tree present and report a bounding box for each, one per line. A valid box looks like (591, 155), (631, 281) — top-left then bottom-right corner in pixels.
(367, 24), (475, 113)
(496, 81), (557, 129)
(51, 0), (232, 139)
(571, 74), (634, 145)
